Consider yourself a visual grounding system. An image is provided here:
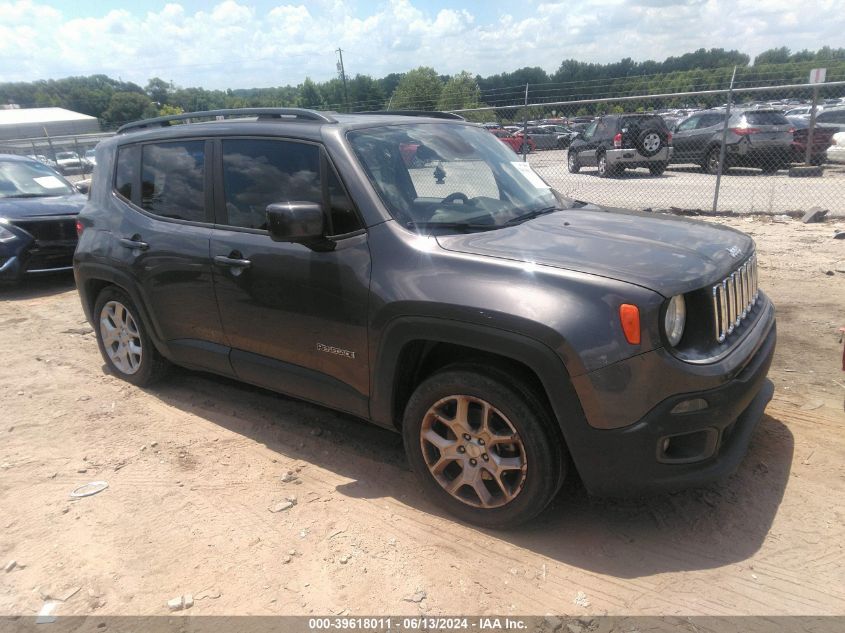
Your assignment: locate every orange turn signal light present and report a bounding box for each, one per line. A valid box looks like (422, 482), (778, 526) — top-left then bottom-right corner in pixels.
(619, 304), (641, 345)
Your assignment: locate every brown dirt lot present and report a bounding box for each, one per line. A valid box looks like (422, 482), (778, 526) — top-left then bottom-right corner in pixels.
(1, 215), (844, 617)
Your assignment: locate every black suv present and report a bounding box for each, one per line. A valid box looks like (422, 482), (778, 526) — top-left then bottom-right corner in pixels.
(74, 108), (776, 528)
(567, 114), (673, 177)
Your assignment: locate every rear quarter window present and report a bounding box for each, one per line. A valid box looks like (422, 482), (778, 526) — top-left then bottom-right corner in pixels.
(744, 112), (789, 126)
(114, 145), (140, 201)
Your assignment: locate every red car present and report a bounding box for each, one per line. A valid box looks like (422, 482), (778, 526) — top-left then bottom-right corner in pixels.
(490, 129), (535, 154)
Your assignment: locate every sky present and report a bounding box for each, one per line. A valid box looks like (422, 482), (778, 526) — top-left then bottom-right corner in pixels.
(1, 0), (843, 90)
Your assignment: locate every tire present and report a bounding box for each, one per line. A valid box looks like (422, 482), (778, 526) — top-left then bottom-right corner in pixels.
(598, 152), (619, 178)
(636, 129), (664, 157)
(402, 367), (564, 528)
(521, 142), (532, 154)
(648, 162), (667, 176)
(93, 286), (167, 386)
(567, 151), (580, 173)
(704, 146), (725, 175)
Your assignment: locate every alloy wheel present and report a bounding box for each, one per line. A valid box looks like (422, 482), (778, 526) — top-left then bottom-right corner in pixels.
(419, 394), (527, 509)
(99, 300), (142, 375)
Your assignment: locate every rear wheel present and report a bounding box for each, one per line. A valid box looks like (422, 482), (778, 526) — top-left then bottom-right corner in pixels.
(93, 286), (167, 386)
(648, 162), (667, 176)
(567, 151), (580, 173)
(521, 142), (532, 154)
(597, 152), (609, 177)
(402, 367), (563, 528)
(704, 146), (726, 175)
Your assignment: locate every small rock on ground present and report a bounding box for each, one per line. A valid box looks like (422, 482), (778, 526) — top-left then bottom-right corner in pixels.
(403, 590), (426, 603)
(269, 501), (294, 513)
(573, 591), (591, 607)
(4, 561), (16, 573)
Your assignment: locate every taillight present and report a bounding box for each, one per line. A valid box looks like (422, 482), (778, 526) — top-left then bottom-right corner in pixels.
(731, 127), (761, 136)
(613, 133), (622, 148)
(75, 219), (84, 237)
(667, 132), (673, 145)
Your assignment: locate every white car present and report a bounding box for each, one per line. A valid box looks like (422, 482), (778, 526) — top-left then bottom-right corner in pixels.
(55, 151), (85, 173)
(826, 132), (845, 164)
(84, 149), (97, 167)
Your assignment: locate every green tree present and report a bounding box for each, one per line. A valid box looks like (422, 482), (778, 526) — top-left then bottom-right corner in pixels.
(437, 71), (481, 111)
(102, 91), (153, 126)
(389, 67), (443, 110)
(297, 77), (322, 108)
(145, 77), (171, 105)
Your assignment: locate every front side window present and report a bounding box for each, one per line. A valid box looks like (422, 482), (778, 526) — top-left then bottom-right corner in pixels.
(141, 141), (206, 222)
(348, 123), (571, 232)
(676, 117), (699, 132)
(220, 139), (361, 235)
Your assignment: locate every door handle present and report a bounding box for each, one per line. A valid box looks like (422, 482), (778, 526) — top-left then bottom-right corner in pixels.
(119, 237), (149, 251)
(214, 255), (252, 269)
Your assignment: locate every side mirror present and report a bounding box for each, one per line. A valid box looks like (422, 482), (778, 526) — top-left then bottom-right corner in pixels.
(75, 180), (90, 194)
(266, 202), (325, 243)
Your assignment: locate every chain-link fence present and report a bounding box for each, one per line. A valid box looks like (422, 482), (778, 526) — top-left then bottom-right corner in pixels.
(448, 72), (845, 217)
(0, 132), (113, 178)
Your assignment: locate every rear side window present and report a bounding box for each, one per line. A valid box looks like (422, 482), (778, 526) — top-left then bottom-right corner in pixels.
(141, 141), (206, 222)
(621, 116), (667, 130)
(221, 139), (361, 235)
(743, 112), (789, 126)
(114, 145), (139, 201)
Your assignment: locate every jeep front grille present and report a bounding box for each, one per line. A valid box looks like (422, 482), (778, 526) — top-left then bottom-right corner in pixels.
(712, 255), (758, 343)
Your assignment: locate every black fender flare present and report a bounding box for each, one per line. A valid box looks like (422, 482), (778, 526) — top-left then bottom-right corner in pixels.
(369, 316), (588, 441)
(74, 261), (173, 360)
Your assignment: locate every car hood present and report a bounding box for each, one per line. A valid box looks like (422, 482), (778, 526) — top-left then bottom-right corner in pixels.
(435, 205), (754, 297)
(0, 193), (86, 220)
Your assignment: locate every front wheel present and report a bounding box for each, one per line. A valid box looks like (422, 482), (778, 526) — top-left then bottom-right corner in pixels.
(567, 151), (580, 173)
(402, 367), (564, 528)
(93, 286), (167, 386)
(520, 142), (532, 154)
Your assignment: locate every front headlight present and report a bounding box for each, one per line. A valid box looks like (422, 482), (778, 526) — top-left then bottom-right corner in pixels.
(664, 295), (686, 347)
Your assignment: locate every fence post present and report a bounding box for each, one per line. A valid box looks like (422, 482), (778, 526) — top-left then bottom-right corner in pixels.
(42, 126), (57, 163)
(712, 66), (737, 213)
(804, 85), (820, 165)
(522, 83), (529, 162)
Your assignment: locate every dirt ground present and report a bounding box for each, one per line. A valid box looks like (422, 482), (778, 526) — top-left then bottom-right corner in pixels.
(1, 215), (844, 618)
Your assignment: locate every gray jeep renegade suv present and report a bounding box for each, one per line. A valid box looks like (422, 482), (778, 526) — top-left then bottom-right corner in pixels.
(73, 108), (776, 528)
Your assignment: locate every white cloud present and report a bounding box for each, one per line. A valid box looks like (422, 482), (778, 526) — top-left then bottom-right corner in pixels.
(0, 0), (841, 89)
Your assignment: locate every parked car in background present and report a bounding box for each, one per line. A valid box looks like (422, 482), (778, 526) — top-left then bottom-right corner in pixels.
(84, 149), (97, 167)
(670, 109), (793, 174)
(55, 151), (89, 175)
(826, 132), (845, 163)
(0, 154), (85, 283)
(490, 129), (535, 153)
(814, 106), (845, 133)
(567, 114), (673, 177)
(785, 105), (823, 118)
(787, 117), (837, 165)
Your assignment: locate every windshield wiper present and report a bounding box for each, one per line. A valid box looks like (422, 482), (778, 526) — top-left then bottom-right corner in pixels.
(503, 206), (566, 226)
(406, 221), (497, 232)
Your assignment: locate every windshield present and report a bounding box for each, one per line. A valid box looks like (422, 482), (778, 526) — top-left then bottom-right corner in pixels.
(348, 123), (572, 231)
(0, 159), (76, 198)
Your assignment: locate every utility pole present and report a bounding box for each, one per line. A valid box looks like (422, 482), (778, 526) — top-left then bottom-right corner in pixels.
(336, 48), (349, 112)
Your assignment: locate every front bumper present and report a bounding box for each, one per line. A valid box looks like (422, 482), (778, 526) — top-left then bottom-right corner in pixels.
(606, 146), (672, 166)
(566, 303), (776, 496)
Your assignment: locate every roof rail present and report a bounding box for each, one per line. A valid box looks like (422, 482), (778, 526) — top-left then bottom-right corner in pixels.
(116, 108), (337, 134)
(350, 110), (466, 121)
